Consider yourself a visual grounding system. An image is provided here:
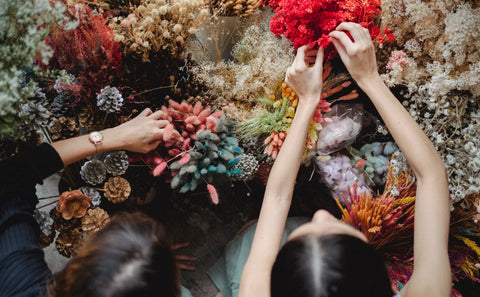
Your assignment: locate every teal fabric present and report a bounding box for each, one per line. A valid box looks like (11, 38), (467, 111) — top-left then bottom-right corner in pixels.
(208, 217), (309, 297)
(181, 285), (193, 297)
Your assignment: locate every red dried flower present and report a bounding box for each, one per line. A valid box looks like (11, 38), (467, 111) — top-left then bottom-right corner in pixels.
(268, 0), (395, 60)
(56, 190), (92, 220)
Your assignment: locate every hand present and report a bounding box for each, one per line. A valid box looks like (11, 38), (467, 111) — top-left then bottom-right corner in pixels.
(329, 22), (380, 85)
(172, 242), (196, 271)
(285, 45), (324, 107)
(107, 108), (169, 153)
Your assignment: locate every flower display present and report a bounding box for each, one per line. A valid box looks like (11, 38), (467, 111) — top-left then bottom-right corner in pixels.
(267, 0), (395, 59)
(5, 0), (478, 291)
(55, 190), (92, 220)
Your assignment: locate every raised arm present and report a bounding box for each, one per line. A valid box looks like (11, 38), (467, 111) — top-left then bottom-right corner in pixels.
(330, 23), (451, 297)
(52, 108), (169, 166)
(239, 46), (324, 297)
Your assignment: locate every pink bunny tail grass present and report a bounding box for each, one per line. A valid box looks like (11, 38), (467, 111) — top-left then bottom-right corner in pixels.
(207, 184), (219, 205)
(152, 162), (167, 177)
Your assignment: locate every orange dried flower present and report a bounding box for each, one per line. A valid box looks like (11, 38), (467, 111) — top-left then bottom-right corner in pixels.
(56, 190), (92, 220)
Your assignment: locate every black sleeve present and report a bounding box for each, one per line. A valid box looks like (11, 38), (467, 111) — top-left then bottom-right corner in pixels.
(0, 143), (64, 297)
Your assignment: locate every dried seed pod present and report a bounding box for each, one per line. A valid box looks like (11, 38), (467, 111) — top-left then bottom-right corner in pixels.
(55, 228), (84, 258)
(49, 117), (79, 141)
(104, 150), (129, 176)
(104, 176), (131, 203)
(80, 160), (107, 185)
(81, 207), (110, 235)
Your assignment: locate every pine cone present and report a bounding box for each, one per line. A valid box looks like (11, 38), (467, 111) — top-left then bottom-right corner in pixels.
(55, 228), (84, 258)
(104, 176), (131, 203)
(230, 153), (259, 181)
(38, 224), (56, 249)
(34, 209), (54, 235)
(96, 86), (123, 113)
(104, 151), (129, 176)
(81, 207), (110, 235)
(50, 208), (81, 233)
(78, 107), (103, 131)
(49, 117), (79, 141)
(80, 160), (107, 185)
(51, 90), (73, 116)
(18, 100), (52, 127)
(79, 186), (102, 207)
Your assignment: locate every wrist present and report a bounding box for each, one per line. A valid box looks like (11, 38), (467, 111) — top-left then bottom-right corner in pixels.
(355, 74), (384, 93)
(100, 127), (127, 152)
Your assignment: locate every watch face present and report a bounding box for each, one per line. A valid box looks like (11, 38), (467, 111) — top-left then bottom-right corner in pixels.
(90, 132), (103, 143)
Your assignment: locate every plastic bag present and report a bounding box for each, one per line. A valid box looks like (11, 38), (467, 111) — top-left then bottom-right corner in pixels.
(316, 104), (365, 155)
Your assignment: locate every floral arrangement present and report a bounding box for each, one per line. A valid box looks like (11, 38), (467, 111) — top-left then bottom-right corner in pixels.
(2, 1), (478, 293)
(266, 0), (395, 59)
(337, 162), (480, 295)
(379, 0), (480, 204)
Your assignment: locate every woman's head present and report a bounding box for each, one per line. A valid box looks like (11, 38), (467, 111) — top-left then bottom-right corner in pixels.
(48, 212), (179, 297)
(271, 210), (393, 297)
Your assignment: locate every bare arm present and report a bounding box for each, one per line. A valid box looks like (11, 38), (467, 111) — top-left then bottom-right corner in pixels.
(239, 47), (324, 297)
(330, 23), (451, 297)
(51, 108), (169, 166)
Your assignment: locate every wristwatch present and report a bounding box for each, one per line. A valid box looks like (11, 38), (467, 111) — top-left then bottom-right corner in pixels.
(89, 131), (104, 154)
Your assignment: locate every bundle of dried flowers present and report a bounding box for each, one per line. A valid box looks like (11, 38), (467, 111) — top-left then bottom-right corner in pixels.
(208, 0), (262, 16)
(0, 0), (74, 140)
(55, 190), (92, 220)
(111, 0), (210, 62)
(267, 0), (395, 60)
(47, 3), (122, 109)
(379, 0), (480, 203)
(191, 14), (295, 104)
(338, 164), (480, 294)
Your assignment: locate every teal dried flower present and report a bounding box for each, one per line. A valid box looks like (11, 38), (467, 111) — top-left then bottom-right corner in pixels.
(169, 115), (243, 194)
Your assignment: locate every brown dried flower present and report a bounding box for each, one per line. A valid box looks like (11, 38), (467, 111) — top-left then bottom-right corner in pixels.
(104, 176), (131, 203)
(55, 228), (84, 258)
(112, 0), (210, 61)
(55, 190), (92, 220)
(50, 208), (82, 233)
(209, 0), (262, 16)
(81, 207), (111, 235)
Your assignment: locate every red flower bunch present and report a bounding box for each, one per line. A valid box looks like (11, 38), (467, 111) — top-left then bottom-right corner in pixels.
(268, 0), (395, 60)
(47, 3), (122, 105)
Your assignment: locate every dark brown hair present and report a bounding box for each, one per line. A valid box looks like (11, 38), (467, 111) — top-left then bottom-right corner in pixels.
(271, 234), (393, 297)
(47, 212), (179, 297)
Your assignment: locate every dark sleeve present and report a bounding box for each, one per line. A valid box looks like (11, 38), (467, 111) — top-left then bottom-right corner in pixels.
(0, 143), (64, 297)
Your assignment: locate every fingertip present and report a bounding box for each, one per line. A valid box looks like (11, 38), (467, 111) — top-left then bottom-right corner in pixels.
(141, 108), (152, 116)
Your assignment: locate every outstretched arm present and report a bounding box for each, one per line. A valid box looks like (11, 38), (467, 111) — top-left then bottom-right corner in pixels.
(239, 46), (324, 297)
(52, 108), (169, 166)
(330, 22), (451, 297)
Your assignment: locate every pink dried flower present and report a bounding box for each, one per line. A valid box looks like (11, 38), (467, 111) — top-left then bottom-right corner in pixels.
(207, 184), (219, 204)
(386, 50), (411, 70)
(152, 161), (167, 176)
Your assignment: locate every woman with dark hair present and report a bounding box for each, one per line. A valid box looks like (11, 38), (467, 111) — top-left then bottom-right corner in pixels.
(237, 22), (451, 297)
(0, 108), (193, 297)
